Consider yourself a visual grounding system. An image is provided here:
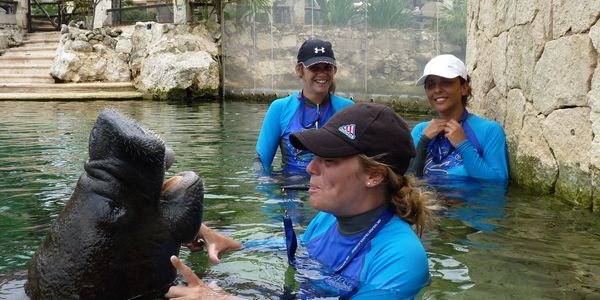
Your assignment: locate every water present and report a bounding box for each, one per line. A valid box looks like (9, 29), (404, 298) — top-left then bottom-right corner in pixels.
(0, 100), (599, 299)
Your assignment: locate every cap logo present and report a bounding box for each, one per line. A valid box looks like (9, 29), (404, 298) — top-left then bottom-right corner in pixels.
(338, 124), (356, 140)
(314, 47), (325, 54)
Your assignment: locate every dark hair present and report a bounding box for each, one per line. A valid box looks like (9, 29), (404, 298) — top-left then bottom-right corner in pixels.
(357, 155), (439, 237)
(460, 75), (472, 106)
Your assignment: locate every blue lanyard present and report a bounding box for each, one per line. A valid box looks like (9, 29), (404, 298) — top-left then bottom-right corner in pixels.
(333, 208), (394, 273)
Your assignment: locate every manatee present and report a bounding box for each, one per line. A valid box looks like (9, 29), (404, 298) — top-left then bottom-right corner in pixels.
(25, 109), (204, 299)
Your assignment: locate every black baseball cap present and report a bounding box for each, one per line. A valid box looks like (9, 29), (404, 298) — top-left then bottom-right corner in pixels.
(297, 39), (336, 67)
(290, 103), (416, 174)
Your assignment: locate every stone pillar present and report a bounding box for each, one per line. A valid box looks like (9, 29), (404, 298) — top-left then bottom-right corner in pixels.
(292, 0), (304, 25)
(93, 0), (112, 28)
(16, 0), (27, 28)
(173, 0), (190, 24)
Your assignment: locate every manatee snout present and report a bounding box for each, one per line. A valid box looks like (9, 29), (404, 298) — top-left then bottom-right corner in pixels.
(162, 171), (204, 243)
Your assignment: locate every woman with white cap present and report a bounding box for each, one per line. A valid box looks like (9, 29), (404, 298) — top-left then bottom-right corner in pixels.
(410, 54), (508, 180)
(166, 103), (437, 299)
(255, 39), (353, 177)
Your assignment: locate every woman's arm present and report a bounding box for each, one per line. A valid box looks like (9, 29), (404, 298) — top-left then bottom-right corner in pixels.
(165, 256), (241, 300)
(455, 123), (508, 180)
(185, 224), (243, 264)
(408, 136), (431, 176)
(256, 101), (284, 176)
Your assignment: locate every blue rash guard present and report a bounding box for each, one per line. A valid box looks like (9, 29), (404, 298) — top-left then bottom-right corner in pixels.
(256, 92), (353, 175)
(301, 211), (431, 299)
(411, 113), (509, 181)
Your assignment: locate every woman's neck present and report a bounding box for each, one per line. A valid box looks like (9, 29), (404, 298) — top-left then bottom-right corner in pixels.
(336, 202), (389, 235)
(439, 106), (465, 122)
(302, 90), (328, 105)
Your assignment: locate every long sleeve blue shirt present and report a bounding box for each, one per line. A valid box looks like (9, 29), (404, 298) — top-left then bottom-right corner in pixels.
(411, 113), (509, 180)
(256, 92), (353, 175)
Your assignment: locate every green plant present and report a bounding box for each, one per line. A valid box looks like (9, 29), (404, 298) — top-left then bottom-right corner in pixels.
(314, 0), (360, 26)
(365, 0), (414, 29)
(196, 0), (271, 22)
(72, 0), (97, 16)
(435, 0), (467, 55)
(121, 9), (157, 23)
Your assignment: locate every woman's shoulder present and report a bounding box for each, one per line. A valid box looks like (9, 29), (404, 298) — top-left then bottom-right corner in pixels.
(372, 218), (426, 254)
(412, 120), (432, 133)
(266, 93), (302, 116)
(330, 94), (354, 109)
(270, 93), (300, 106)
(468, 113), (501, 127)
(467, 113), (506, 134)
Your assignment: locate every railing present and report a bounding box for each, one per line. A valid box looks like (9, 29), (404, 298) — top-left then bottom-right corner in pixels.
(25, 0), (78, 31)
(107, 3), (174, 26)
(0, 0), (18, 14)
(106, 0), (213, 26)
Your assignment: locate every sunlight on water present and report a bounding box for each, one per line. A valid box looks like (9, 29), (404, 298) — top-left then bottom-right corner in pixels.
(0, 100), (599, 299)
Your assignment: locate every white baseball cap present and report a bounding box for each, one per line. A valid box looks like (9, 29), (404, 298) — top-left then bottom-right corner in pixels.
(415, 54), (467, 85)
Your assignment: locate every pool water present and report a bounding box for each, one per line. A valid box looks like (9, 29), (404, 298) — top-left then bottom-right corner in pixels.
(0, 100), (599, 299)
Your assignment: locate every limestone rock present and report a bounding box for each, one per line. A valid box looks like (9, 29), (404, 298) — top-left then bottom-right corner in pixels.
(130, 22), (220, 99)
(511, 110), (557, 194)
(549, 109), (594, 209)
(137, 51), (218, 99)
(552, 0), (600, 38)
(532, 35), (595, 115)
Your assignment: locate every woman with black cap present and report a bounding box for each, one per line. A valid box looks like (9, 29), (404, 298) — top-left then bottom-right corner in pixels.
(255, 38), (353, 177)
(167, 103), (437, 299)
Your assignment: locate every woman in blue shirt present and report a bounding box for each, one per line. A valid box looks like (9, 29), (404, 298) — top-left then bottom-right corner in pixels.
(167, 103), (437, 299)
(410, 54), (509, 181)
(255, 38), (353, 176)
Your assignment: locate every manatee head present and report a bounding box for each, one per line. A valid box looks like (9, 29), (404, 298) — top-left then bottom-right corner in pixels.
(25, 109), (204, 299)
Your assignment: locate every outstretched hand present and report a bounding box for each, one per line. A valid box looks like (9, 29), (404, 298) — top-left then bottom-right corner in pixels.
(165, 256), (235, 300)
(201, 224), (243, 264)
(185, 224), (243, 264)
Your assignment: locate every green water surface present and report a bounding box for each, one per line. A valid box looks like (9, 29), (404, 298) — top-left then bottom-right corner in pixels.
(0, 101), (598, 299)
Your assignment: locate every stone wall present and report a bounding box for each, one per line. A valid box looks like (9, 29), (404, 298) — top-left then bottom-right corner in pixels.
(222, 22), (461, 101)
(467, 1), (600, 211)
(51, 21), (220, 100)
(0, 24), (24, 50)
(51, 22), (131, 82)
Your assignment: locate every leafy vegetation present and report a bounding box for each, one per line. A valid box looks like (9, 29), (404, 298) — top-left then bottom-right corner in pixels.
(192, 0), (271, 22)
(314, 0), (359, 26)
(365, 0), (414, 28)
(121, 0), (159, 24)
(435, 0), (467, 54)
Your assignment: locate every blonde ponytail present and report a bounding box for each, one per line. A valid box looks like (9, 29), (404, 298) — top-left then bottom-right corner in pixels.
(358, 155), (439, 237)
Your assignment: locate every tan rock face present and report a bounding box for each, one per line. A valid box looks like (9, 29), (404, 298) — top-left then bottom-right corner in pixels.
(469, 0), (600, 210)
(50, 22), (220, 99)
(51, 24), (130, 82)
(531, 35), (594, 115)
(129, 22), (219, 99)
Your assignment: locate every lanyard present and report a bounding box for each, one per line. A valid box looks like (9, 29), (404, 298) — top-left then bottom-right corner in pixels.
(298, 91), (331, 129)
(333, 208), (394, 273)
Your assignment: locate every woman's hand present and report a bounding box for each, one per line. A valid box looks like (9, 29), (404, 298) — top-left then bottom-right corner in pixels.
(199, 224), (243, 264)
(165, 256), (236, 300)
(185, 224), (243, 264)
(444, 119), (467, 147)
(423, 119), (447, 139)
